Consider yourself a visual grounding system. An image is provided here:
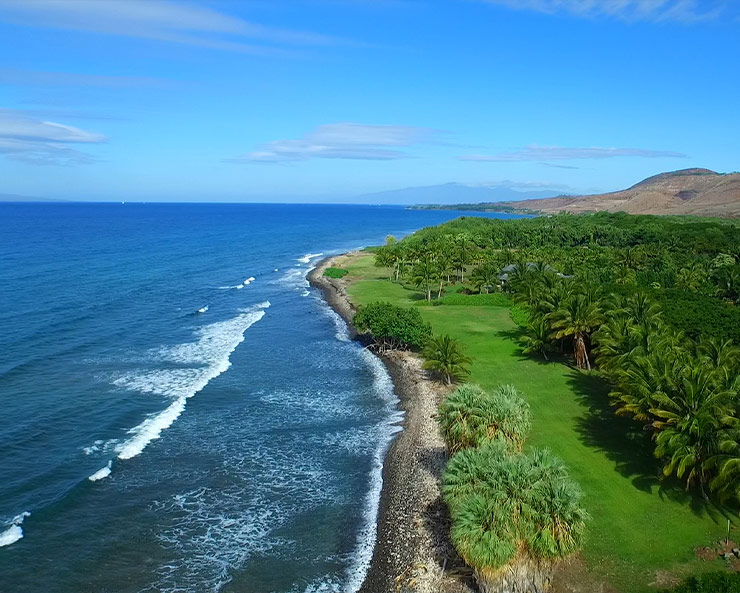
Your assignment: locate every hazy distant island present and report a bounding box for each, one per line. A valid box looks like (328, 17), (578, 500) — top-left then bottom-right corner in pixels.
(312, 211), (740, 593)
(413, 169), (740, 218)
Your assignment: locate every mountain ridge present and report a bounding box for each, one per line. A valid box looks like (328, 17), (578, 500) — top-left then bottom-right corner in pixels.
(427, 169), (740, 218)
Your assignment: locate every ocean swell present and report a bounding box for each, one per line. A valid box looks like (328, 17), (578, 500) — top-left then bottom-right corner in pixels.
(110, 305), (268, 462)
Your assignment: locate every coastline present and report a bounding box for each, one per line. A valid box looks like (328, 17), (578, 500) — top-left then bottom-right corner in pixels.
(308, 253), (471, 593)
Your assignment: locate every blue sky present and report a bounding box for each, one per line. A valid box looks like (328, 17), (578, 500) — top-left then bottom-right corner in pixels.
(0, 0), (738, 202)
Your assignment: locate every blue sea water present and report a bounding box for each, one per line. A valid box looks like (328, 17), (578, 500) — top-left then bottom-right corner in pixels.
(0, 203), (521, 593)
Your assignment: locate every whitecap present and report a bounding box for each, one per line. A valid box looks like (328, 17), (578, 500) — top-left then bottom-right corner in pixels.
(298, 252), (323, 264)
(197, 306), (209, 314)
(243, 276), (255, 286)
(113, 305), (269, 461)
(89, 460), (112, 481)
(0, 512), (30, 548)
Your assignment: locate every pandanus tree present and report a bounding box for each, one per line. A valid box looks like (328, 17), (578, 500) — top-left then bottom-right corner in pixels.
(443, 442), (588, 593)
(422, 334), (472, 385)
(546, 294), (604, 370)
(437, 384), (531, 453)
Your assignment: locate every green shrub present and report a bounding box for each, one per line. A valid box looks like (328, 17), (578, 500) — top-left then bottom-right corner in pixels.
(662, 571), (740, 593)
(353, 301), (432, 351)
(324, 267), (349, 279)
(443, 442), (588, 591)
(437, 384), (531, 453)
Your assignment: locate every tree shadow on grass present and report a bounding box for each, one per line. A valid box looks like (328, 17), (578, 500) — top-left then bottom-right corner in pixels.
(494, 327), (572, 367)
(565, 369), (735, 522)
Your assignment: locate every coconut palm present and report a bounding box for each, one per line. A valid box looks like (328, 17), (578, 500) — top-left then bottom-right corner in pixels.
(422, 334), (472, 385)
(523, 317), (553, 361)
(546, 294), (604, 370)
(708, 431), (740, 503)
(410, 249), (439, 302)
(470, 262), (499, 294)
(651, 366), (735, 498)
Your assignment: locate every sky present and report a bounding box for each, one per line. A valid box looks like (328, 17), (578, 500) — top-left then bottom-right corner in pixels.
(0, 0), (738, 203)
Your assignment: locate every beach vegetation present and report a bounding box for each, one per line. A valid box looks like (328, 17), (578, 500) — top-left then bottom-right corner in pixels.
(342, 212), (740, 590)
(443, 442), (588, 593)
(353, 301), (432, 351)
(437, 383), (531, 453)
(421, 333), (472, 385)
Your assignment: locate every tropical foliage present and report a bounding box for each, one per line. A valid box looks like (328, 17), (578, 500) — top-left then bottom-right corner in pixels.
(442, 435), (587, 592)
(372, 212), (740, 504)
(421, 334), (472, 385)
(437, 384), (531, 453)
(353, 301), (432, 351)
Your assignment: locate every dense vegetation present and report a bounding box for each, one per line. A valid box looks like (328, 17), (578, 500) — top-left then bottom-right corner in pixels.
(374, 212), (740, 342)
(440, 384), (587, 592)
(374, 213), (740, 505)
(352, 301), (431, 351)
(662, 571), (740, 593)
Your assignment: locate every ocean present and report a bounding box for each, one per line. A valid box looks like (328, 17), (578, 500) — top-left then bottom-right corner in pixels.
(0, 203), (520, 593)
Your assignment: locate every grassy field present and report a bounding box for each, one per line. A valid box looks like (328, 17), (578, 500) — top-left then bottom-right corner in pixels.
(339, 252), (736, 592)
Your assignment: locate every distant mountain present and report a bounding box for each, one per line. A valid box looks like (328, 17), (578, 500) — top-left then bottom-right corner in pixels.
(0, 193), (62, 202)
(356, 182), (559, 205)
(493, 169), (740, 218)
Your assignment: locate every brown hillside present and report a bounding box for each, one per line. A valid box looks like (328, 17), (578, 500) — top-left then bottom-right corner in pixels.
(501, 169), (740, 217)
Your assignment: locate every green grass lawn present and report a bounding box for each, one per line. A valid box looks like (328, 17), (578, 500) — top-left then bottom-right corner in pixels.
(343, 252), (736, 592)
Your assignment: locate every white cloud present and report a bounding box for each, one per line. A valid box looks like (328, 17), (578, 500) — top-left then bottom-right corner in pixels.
(0, 68), (171, 89)
(0, 0), (346, 55)
(232, 123), (437, 163)
(460, 144), (687, 161)
(0, 108), (106, 165)
(479, 0), (728, 23)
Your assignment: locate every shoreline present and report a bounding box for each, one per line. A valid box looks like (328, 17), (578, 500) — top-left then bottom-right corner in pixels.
(308, 254), (470, 593)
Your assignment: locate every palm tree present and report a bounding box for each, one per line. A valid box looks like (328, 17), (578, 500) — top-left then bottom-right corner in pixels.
(470, 262), (499, 294)
(410, 249), (438, 302)
(443, 444), (588, 593)
(651, 366), (735, 498)
(523, 317), (553, 361)
(422, 334), (472, 385)
(546, 294), (604, 370)
(437, 384), (531, 453)
(708, 431), (740, 503)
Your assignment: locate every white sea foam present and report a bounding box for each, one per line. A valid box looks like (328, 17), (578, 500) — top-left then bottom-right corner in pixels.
(301, 289), (310, 297)
(197, 306), (209, 314)
(114, 305), (268, 461)
(343, 348), (402, 593)
(243, 276), (255, 286)
(88, 460), (112, 481)
(82, 438), (120, 455)
(0, 512), (30, 548)
(298, 252), (323, 264)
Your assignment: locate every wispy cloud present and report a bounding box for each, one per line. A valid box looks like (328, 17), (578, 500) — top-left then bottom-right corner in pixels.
(0, 108), (106, 165)
(231, 123), (438, 163)
(0, 0), (348, 55)
(479, 0), (728, 23)
(460, 144), (688, 162)
(0, 68), (172, 89)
